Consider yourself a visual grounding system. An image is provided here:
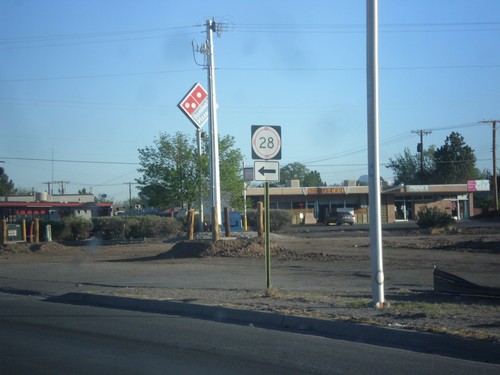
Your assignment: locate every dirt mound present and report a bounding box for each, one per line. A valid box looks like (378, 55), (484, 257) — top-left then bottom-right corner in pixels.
(0, 242), (67, 254)
(165, 238), (338, 261)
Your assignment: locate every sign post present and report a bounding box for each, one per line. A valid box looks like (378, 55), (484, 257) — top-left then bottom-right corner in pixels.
(251, 125), (281, 290)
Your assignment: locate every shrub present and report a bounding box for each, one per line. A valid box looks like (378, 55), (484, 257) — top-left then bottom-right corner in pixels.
(415, 206), (455, 229)
(56, 216), (93, 241)
(42, 220), (65, 241)
(91, 216), (182, 240)
(91, 217), (127, 240)
(246, 209), (293, 231)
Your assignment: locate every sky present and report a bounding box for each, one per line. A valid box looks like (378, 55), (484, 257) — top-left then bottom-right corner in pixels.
(1, 0), (499, 204)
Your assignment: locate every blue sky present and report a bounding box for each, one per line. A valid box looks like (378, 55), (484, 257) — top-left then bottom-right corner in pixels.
(1, 0), (499, 203)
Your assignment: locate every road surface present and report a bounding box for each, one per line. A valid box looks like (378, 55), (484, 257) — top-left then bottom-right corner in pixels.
(1, 293), (498, 374)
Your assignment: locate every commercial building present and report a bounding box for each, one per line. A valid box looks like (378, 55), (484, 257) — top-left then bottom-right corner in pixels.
(0, 192), (113, 222)
(245, 180), (482, 224)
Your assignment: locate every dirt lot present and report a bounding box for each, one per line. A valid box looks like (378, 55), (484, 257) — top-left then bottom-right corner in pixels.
(1, 224), (499, 343)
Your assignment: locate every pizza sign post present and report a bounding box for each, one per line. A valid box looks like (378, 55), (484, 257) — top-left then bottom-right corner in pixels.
(178, 83), (209, 129)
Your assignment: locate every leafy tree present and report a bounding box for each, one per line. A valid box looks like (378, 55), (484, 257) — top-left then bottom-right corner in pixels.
(303, 170), (326, 187)
(137, 132), (205, 209)
(386, 146), (435, 185)
(217, 135), (245, 208)
(0, 168), (16, 195)
(136, 132), (244, 210)
(387, 132), (477, 185)
(434, 132), (478, 183)
(279, 162), (325, 187)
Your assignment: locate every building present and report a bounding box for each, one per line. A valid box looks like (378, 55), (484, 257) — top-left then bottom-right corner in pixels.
(0, 192), (113, 222)
(246, 181), (480, 224)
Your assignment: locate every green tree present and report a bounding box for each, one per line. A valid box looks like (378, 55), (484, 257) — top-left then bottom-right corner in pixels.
(434, 132), (478, 183)
(303, 170), (326, 187)
(136, 132), (244, 210)
(217, 135), (245, 208)
(279, 162), (325, 187)
(0, 167), (16, 195)
(137, 132), (205, 208)
(386, 146), (436, 185)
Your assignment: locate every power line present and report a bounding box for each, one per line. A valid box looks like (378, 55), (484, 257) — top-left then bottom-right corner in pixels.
(0, 68), (199, 83)
(0, 25), (201, 50)
(0, 156), (139, 165)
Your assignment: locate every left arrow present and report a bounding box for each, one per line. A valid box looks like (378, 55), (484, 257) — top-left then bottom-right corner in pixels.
(258, 166), (276, 176)
(253, 160), (280, 182)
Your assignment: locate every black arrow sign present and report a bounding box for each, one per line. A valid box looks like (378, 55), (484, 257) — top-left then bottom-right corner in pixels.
(258, 166), (277, 176)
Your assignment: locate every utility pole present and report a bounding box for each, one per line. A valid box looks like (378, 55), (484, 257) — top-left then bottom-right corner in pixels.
(412, 130), (432, 184)
(124, 182), (137, 211)
(42, 181), (52, 195)
(196, 18), (223, 239)
(480, 120), (499, 211)
(50, 180), (69, 194)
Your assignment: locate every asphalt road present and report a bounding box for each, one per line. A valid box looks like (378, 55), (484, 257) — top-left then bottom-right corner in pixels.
(1, 293), (499, 375)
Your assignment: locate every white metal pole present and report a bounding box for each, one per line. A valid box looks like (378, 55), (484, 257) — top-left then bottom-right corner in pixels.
(197, 128), (204, 232)
(207, 18), (222, 235)
(366, 0), (385, 307)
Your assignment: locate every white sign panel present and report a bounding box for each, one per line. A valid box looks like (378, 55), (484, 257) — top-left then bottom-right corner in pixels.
(254, 161), (280, 182)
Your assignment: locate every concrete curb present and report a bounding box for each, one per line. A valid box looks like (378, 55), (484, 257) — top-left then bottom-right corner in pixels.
(48, 292), (500, 365)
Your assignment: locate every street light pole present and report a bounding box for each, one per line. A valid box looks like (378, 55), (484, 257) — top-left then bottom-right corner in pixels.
(366, 0), (385, 308)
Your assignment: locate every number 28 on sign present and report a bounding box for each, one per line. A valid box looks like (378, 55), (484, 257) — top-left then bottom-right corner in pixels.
(251, 125), (282, 160)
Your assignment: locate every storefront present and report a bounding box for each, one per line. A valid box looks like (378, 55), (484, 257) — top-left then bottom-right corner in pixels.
(246, 183), (475, 223)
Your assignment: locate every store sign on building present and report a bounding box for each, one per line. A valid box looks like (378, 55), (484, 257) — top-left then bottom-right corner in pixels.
(407, 185), (429, 192)
(307, 187), (347, 195)
(467, 180), (490, 192)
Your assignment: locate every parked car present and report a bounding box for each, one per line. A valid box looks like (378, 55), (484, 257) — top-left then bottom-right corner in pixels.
(324, 212), (355, 226)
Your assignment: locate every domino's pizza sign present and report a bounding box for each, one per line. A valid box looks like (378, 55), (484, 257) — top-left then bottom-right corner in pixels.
(178, 83), (209, 129)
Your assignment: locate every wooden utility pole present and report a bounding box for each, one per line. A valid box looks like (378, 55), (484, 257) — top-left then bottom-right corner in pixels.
(411, 129), (432, 184)
(124, 182), (137, 211)
(480, 120), (499, 211)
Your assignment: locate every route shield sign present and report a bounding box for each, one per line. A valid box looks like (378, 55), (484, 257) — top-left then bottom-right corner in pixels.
(251, 125), (282, 160)
(178, 83), (209, 129)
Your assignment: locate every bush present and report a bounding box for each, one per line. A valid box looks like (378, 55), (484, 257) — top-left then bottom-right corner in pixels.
(91, 216), (182, 240)
(42, 220), (65, 241)
(91, 217), (127, 240)
(56, 216), (93, 241)
(246, 209), (293, 231)
(415, 206), (455, 229)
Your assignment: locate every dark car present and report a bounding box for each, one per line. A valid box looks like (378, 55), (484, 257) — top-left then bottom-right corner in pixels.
(324, 212), (355, 226)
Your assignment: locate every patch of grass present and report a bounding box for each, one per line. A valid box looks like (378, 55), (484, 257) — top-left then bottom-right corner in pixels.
(348, 298), (372, 309)
(264, 287), (281, 298)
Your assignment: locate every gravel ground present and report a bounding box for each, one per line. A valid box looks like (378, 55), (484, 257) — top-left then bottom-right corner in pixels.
(1, 225), (499, 343)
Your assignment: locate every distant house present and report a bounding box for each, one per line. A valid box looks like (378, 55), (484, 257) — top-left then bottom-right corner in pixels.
(0, 192), (113, 222)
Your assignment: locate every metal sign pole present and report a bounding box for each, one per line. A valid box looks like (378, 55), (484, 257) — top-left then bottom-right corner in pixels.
(264, 181), (271, 290)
